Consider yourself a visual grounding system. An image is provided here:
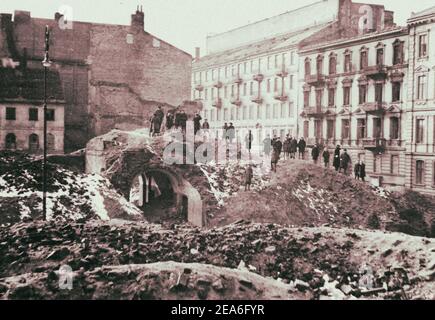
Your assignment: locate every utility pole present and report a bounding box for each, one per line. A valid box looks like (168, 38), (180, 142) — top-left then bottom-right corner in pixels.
(42, 25), (52, 220)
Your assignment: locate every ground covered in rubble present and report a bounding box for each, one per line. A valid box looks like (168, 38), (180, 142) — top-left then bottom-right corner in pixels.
(0, 151), (143, 226)
(207, 160), (435, 238)
(0, 220), (433, 300)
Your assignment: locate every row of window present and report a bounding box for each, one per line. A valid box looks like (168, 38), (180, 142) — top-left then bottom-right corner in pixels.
(204, 103), (295, 122)
(194, 75), (295, 100)
(4, 133), (56, 151)
(194, 51), (297, 83)
(3, 107), (56, 122)
(304, 39), (406, 76)
(304, 117), (400, 141)
(304, 82), (402, 107)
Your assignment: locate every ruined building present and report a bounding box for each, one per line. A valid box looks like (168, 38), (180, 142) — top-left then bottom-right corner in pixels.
(0, 8), (192, 152)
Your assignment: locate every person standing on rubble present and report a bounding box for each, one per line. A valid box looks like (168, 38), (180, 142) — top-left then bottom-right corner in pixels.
(166, 111), (174, 130)
(227, 123), (236, 144)
(354, 160), (366, 181)
(333, 145), (341, 171)
(340, 149), (351, 175)
(290, 137), (298, 159)
(263, 134), (272, 158)
(245, 130), (254, 154)
(151, 114), (161, 136)
(271, 137), (283, 173)
(193, 113), (202, 135)
(179, 109), (188, 134)
(154, 106), (164, 131)
(298, 137), (306, 160)
(311, 144), (320, 165)
(323, 148), (330, 168)
(283, 135), (291, 160)
(244, 164), (253, 191)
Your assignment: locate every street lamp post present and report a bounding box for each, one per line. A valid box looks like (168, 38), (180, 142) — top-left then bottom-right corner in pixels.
(42, 25), (52, 221)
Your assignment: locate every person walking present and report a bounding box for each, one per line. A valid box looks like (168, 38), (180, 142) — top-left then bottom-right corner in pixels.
(193, 113), (202, 135)
(354, 160), (366, 181)
(298, 138), (306, 160)
(333, 145), (341, 171)
(244, 165), (254, 191)
(311, 144), (320, 165)
(323, 148), (330, 168)
(271, 137), (283, 173)
(340, 149), (351, 175)
(263, 134), (272, 157)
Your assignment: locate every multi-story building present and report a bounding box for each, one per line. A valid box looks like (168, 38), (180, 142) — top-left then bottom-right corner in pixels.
(298, 2), (408, 189)
(192, 0), (342, 144)
(406, 7), (435, 194)
(0, 66), (65, 153)
(0, 8), (192, 152)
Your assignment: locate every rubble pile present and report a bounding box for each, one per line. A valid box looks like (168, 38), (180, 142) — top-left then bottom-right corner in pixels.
(0, 220), (433, 300)
(0, 151), (143, 225)
(210, 161), (435, 238)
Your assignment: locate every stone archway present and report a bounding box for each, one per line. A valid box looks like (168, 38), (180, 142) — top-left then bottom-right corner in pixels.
(128, 166), (203, 227)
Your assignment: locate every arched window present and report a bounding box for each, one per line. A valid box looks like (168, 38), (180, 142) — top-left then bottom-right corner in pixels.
(29, 134), (39, 152)
(304, 58), (311, 77)
(47, 133), (55, 152)
(316, 55), (324, 75)
(5, 133), (16, 150)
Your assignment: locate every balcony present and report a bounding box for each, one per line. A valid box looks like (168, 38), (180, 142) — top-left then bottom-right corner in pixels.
(274, 93), (288, 102)
(362, 138), (387, 151)
(362, 102), (386, 114)
(276, 68), (288, 78)
(233, 76), (243, 85)
(250, 95), (263, 104)
(212, 98), (222, 108)
(305, 74), (325, 86)
(253, 73), (264, 82)
(304, 106), (325, 118)
(213, 81), (223, 89)
(363, 64), (388, 80)
(230, 97), (242, 107)
(195, 84), (204, 92)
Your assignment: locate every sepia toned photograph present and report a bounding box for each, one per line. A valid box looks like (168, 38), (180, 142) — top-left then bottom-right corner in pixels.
(0, 0), (434, 307)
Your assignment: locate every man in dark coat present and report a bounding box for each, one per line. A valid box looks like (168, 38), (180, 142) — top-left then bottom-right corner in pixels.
(227, 123), (236, 144)
(290, 138), (298, 159)
(193, 113), (202, 135)
(311, 144), (320, 164)
(354, 160), (366, 181)
(263, 135), (272, 157)
(174, 110), (181, 129)
(154, 106), (164, 131)
(166, 112), (174, 130)
(271, 138), (283, 172)
(222, 123), (229, 141)
(323, 149), (330, 168)
(283, 135), (291, 160)
(298, 138), (306, 160)
(340, 149), (351, 175)
(333, 145), (341, 171)
(178, 109), (188, 133)
(245, 130), (254, 153)
(151, 115), (161, 136)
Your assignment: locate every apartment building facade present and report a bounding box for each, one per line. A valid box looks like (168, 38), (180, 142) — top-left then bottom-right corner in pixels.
(299, 27), (409, 189)
(405, 7), (435, 195)
(192, 0), (341, 144)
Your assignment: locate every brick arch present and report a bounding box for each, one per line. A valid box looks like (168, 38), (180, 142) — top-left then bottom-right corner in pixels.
(125, 162), (204, 227)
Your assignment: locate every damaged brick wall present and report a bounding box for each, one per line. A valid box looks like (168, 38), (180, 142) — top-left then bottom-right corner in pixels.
(0, 10), (192, 152)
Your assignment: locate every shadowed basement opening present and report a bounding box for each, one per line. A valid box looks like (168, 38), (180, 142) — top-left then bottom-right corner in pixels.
(129, 170), (187, 224)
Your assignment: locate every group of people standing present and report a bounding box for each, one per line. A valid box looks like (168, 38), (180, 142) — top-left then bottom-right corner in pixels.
(262, 135), (307, 172)
(150, 106), (191, 136)
(310, 144), (366, 181)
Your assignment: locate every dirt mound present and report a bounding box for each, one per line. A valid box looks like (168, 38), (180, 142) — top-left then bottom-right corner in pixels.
(0, 220), (433, 300)
(0, 151), (143, 225)
(208, 161), (435, 238)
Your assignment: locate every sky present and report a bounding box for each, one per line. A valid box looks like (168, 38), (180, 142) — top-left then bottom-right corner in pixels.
(1, 0), (434, 56)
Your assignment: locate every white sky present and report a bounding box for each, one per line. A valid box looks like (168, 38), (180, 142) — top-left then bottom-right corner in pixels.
(1, 0), (434, 56)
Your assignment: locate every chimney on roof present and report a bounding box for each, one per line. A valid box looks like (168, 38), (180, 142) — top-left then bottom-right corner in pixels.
(131, 5), (144, 32)
(195, 47), (200, 60)
(14, 10), (31, 24)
